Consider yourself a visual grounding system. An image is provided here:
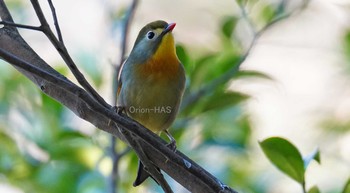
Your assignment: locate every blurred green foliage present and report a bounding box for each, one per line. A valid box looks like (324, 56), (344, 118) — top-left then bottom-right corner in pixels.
(0, 62), (107, 193)
(343, 179), (350, 193)
(308, 186), (321, 193)
(344, 30), (350, 63)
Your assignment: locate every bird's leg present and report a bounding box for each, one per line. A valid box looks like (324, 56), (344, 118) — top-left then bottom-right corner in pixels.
(111, 105), (125, 115)
(108, 106), (125, 126)
(116, 106), (125, 114)
(164, 130), (176, 152)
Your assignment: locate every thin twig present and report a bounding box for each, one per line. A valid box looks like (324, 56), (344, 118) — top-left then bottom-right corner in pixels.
(29, 0), (110, 109)
(108, 137), (118, 193)
(0, 0), (17, 32)
(276, 0), (288, 15)
(118, 0), (138, 67)
(0, 21), (42, 31)
(236, 0), (256, 35)
(108, 136), (131, 193)
(47, 0), (63, 43)
(302, 181), (307, 193)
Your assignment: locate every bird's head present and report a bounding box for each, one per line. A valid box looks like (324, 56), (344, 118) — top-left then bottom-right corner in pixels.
(129, 20), (177, 64)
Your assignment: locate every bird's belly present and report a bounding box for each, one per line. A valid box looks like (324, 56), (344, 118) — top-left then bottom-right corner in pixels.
(121, 79), (180, 133)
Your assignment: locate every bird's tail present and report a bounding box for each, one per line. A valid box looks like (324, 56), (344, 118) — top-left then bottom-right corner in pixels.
(133, 160), (160, 186)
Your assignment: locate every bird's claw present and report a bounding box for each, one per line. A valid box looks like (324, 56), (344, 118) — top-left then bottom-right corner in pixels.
(166, 140), (177, 152)
(112, 106), (125, 115)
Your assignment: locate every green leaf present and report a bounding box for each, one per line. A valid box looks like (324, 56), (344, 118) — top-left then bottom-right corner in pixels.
(189, 54), (216, 89)
(182, 85), (248, 116)
(236, 0), (247, 5)
(190, 52), (240, 89)
(344, 31), (350, 70)
(235, 70), (274, 81)
(201, 112), (252, 148)
(342, 178), (350, 193)
(303, 148), (321, 169)
(259, 137), (305, 184)
(261, 4), (276, 23)
(201, 91), (249, 112)
(221, 16), (238, 39)
(344, 31), (350, 57)
(176, 44), (191, 72)
(308, 186), (321, 193)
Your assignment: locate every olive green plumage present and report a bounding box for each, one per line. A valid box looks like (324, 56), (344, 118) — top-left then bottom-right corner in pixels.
(117, 20), (186, 186)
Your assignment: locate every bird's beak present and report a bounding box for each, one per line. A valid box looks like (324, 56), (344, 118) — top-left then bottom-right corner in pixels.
(163, 23), (176, 34)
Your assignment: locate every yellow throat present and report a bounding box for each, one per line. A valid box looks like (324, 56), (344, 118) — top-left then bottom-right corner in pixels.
(140, 33), (179, 78)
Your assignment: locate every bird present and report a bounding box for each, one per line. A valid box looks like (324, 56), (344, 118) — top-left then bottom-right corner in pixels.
(116, 20), (186, 186)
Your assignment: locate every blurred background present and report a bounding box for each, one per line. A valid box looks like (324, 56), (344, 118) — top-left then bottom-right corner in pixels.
(0, 0), (350, 192)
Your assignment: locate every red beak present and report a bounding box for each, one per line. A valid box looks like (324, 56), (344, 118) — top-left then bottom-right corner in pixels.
(164, 23), (176, 33)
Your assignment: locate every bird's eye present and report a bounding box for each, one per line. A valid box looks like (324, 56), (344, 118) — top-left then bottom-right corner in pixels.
(147, 31), (155, 39)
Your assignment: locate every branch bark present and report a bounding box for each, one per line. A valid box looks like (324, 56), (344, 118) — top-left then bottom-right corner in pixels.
(0, 1), (236, 193)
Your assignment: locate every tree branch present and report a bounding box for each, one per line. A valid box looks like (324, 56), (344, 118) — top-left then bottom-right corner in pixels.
(0, 20), (42, 31)
(108, 136), (130, 193)
(118, 0), (138, 67)
(0, 1), (237, 192)
(47, 0), (63, 43)
(29, 0), (110, 109)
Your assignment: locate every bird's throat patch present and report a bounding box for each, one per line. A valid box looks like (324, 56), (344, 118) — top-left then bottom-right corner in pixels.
(139, 33), (179, 78)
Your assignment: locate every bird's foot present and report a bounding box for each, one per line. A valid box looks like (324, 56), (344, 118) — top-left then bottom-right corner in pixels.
(166, 140), (177, 152)
(112, 106), (125, 115)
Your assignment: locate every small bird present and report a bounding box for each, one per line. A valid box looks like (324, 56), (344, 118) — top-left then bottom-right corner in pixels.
(116, 20), (186, 186)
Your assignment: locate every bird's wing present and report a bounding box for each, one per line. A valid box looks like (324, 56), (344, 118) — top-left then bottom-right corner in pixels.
(117, 77), (122, 97)
(116, 59), (127, 98)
